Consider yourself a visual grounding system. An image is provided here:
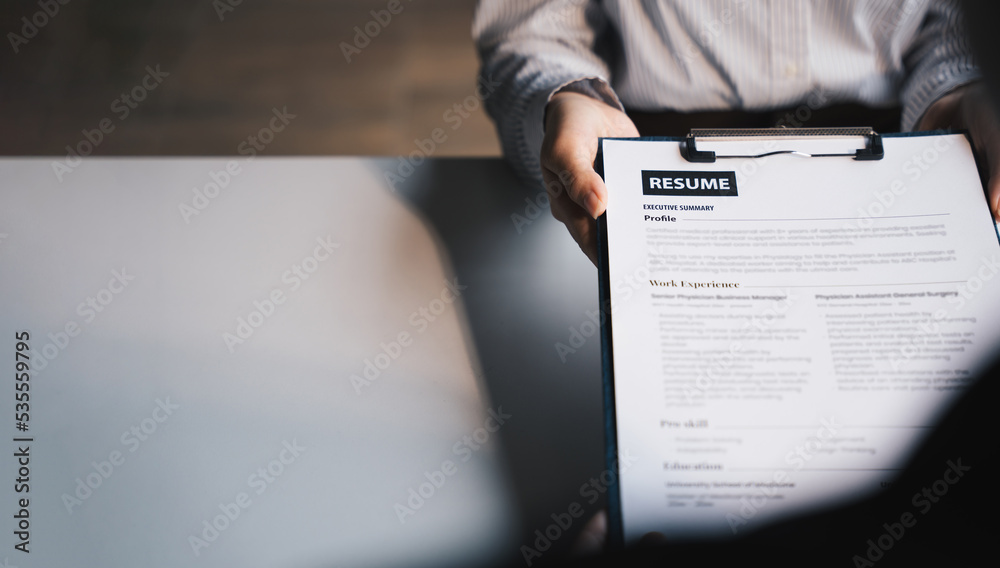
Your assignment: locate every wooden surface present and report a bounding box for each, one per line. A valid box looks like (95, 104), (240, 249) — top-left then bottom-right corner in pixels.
(0, 0), (502, 157)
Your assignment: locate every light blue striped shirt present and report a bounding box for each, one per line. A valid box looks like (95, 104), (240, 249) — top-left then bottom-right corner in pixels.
(473, 0), (980, 184)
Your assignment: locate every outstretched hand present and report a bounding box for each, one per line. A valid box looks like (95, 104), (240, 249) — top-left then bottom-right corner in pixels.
(920, 82), (1000, 220)
(541, 91), (640, 265)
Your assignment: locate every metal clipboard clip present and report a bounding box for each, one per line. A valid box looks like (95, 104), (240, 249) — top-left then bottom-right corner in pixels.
(680, 127), (884, 163)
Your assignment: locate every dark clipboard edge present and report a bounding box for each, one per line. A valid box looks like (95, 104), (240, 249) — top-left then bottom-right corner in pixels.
(594, 129), (996, 550)
(593, 140), (619, 550)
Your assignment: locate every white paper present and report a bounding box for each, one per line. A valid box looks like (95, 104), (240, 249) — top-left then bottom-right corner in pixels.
(601, 134), (1000, 542)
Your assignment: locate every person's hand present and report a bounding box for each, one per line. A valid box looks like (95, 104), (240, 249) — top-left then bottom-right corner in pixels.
(919, 82), (1000, 220)
(541, 91), (640, 265)
(571, 510), (608, 555)
(571, 509), (667, 555)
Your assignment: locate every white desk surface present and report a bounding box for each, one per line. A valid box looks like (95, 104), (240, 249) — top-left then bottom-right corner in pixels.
(0, 157), (606, 567)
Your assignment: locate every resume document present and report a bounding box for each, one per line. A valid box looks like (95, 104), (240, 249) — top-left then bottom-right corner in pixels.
(598, 134), (1000, 542)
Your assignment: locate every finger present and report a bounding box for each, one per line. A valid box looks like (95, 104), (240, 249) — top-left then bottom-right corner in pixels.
(542, 133), (608, 219)
(960, 85), (1000, 220)
(990, 173), (1000, 222)
(550, 192), (599, 265)
(541, 168), (568, 200)
(578, 223), (599, 267)
(982, 136), (1000, 221)
(988, 133), (1000, 221)
(571, 510), (607, 555)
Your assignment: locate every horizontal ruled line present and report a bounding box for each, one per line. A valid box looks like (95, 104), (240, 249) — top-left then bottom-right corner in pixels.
(726, 468), (904, 472)
(744, 281), (964, 288)
(679, 213), (949, 222)
(709, 426), (932, 429)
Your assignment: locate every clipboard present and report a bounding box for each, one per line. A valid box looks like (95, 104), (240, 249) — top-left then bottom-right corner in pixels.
(680, 127), (884, 162)
(594, 127), (994, 549)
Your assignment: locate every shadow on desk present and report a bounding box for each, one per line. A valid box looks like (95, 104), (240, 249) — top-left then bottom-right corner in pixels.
(383, 158), (608, 565)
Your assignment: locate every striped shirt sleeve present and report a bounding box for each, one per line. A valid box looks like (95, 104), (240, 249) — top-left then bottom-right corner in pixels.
(472, 0), (612, 186)
(900, 0), (981, 130)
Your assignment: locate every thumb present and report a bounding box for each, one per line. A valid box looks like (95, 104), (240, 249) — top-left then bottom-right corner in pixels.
(543, 136), (608, 219)
(989, 172), (1000, 222)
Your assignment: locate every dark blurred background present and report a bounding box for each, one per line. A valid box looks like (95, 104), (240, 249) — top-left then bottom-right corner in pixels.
(0, 0), (502, 157)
